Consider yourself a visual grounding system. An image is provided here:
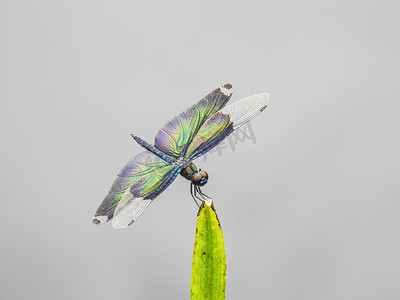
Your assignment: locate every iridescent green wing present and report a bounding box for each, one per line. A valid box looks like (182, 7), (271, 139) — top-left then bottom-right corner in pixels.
(186, 93), (270, 160)
(154, 84), (233, 159)
(92, 151), (180, 226)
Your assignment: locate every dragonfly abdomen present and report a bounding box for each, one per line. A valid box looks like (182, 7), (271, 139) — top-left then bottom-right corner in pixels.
(131, 134), (177, 165)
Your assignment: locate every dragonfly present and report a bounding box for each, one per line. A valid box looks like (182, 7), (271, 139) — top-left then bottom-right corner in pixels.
(92, 84), (270, 229)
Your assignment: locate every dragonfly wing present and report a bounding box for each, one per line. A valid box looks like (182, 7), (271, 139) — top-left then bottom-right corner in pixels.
(112, 164), (181, 229)
(92, 151), (180, 225)
(186, 93), (270, 159)
(154, 84), (233, 159)
(112, 194), (151, 229)
(218, 92), (270, 129)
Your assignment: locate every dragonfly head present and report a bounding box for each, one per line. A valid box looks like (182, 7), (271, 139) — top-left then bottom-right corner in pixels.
(192, 170), (208, 186)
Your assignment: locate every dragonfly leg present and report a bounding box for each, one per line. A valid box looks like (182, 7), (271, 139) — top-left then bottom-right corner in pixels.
(196, 186), (211, 200)
(190, 183), (200, 207)
(195, 186), (205, 200)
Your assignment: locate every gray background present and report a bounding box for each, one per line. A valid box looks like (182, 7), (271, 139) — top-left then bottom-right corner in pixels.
(1, 1), (399, 299)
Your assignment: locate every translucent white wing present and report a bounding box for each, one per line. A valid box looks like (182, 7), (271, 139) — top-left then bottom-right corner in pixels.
(112, 191), (152, 229)
(218, 93), (270, 129)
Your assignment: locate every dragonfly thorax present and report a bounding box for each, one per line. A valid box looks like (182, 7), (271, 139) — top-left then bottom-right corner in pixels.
(179, 161), (209, 186)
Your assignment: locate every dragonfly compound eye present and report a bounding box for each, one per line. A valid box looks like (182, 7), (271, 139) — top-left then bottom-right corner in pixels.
(193, 171), (208, 186)
(200, 171), (208, 186)
(200, 171), (208, 179)
(192, 172), (208, 186)
(199, 176), (207, 186)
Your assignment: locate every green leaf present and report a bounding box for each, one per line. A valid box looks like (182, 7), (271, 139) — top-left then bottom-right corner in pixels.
(190, 199), (226, 300)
